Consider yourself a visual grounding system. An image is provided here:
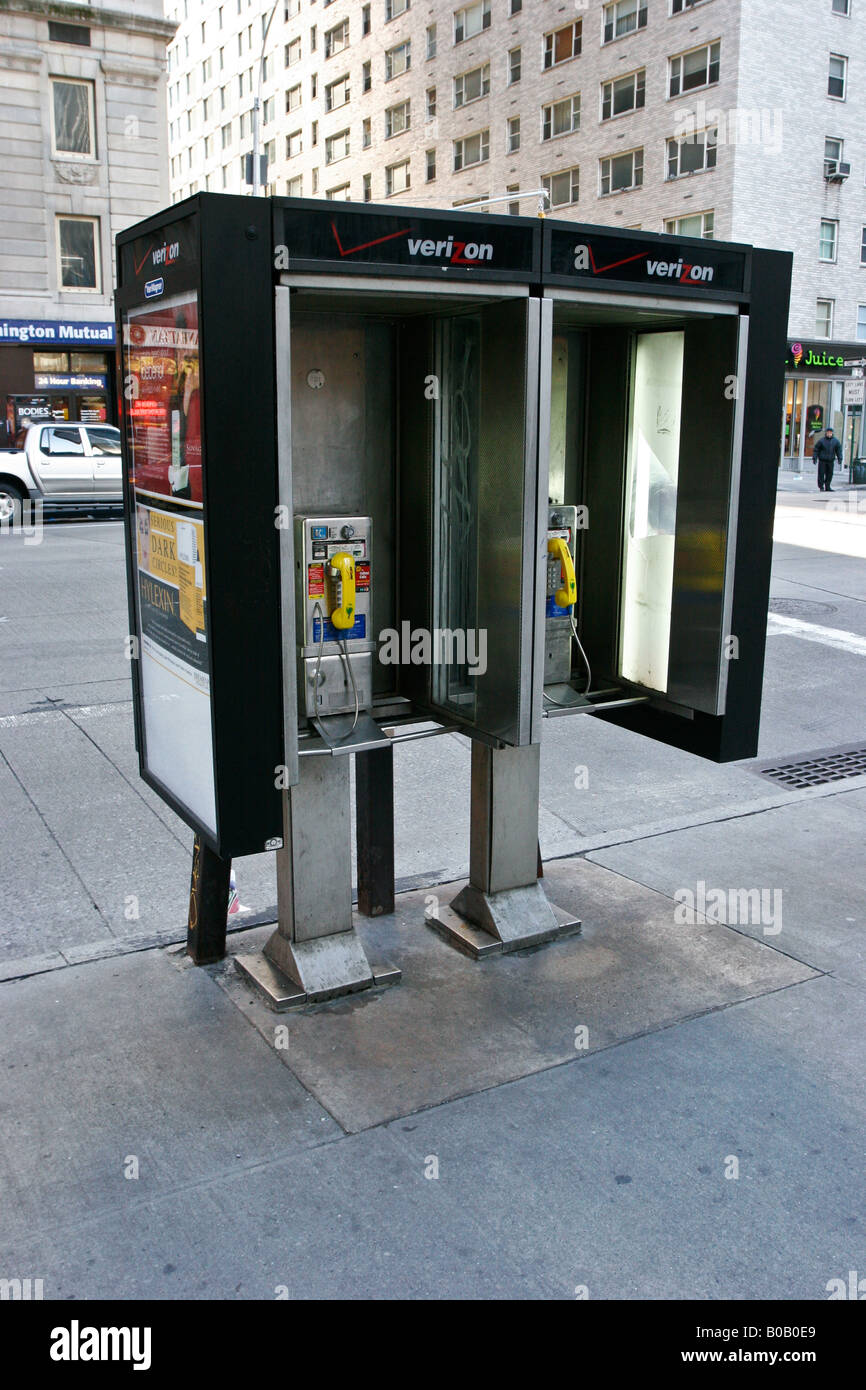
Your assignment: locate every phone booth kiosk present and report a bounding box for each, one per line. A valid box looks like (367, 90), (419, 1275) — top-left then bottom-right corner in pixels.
(115, 194), (791, 1004)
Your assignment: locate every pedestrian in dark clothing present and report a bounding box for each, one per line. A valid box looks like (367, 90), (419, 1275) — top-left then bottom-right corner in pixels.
(813, 428), (842, 491)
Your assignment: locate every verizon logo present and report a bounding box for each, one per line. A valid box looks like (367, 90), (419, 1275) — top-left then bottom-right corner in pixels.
(646, 257), (714, 284)
(407, 235), (493, 265)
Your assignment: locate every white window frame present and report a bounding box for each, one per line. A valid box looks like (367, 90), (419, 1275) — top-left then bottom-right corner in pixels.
(385, 157), (411, 195)
(50, 77), (96, 161)
(325, 182), (351, 200)
(819, 218), (838, 262)
(543, 22), (582, 69)
(828, 53), (847, 99)
(824, 135), (844, 175)
(601, 68), (645, 121)
(426, 147), (436, 181)
(287, 128), (303, 158)
(669, 41), (721, 98)
(324, 20), (350, 60)
(541, 92), (581, 141)
(325, 73), (351, 110)
(386, 0), (409, 20)
(285, 37), (301, 67)
(831, 0), (850, 15)
(667, 126), (718, 178)
(56, 214), (101, 292)
(507, 115), (520, 152)
(453, 128), (490, 171)
(664, 210), (715, 239)
(599, 146), (644, 196)
(453, 62), (490, 108)
(602, 0), (647, 44)
(286, 83), (302, 112)
(385, 99), (411, 137)
(325, 128), (350, 164)
(542, 166), (580, 208)
(454, 0), (491, 44)
(815, 298), (834, 337)
(856, 303), (866, 342)
(385, 39), (411, 79)
(287, 174), (303, 196)
(508, 47), (521, 84)
(860, 225), (866, 265)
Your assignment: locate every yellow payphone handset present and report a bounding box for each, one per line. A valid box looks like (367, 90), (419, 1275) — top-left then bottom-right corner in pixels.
(547, 536), (577, 611)
(327, 551), (356, 630)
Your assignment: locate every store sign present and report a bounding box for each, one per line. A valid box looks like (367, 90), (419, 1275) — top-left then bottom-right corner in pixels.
(0, 319), (115, 345)
(546, 228), (747, 293)
(844, 377), (865, 406)
(34, 373), (107, 390)
(786, 340), (866, 372)
(277, 201), (539, 278)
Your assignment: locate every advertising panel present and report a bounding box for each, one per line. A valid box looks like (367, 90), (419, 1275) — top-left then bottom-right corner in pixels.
(123, 288), (215, 834)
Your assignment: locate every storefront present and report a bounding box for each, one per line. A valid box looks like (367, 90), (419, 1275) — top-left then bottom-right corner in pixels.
(781, 338), (866, 474)
(0, 318), (116, 443)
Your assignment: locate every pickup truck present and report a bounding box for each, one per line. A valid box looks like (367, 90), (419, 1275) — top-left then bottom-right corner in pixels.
(0, 422), (122, 523)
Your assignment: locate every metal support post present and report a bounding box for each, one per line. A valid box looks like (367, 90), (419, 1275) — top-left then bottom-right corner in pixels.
(356, 745), (395, 917)
(235, 754), (400, 1006)
(426, 742), (580, 958)
(186, 835), (231, 965)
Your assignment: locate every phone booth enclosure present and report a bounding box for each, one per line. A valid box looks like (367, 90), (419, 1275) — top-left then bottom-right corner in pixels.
(541, 223), (792, 763)
(115, 194), (285, 858)
(274, 197), (545, 751)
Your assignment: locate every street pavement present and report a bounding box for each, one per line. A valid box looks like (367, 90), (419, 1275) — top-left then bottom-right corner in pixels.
(0, 482), (864, 1299)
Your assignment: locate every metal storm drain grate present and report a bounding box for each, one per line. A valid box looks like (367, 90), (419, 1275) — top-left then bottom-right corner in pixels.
(754, 744), (866, 790)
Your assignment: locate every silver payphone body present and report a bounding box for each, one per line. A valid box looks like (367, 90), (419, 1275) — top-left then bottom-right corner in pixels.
(294, 514), (374, 723)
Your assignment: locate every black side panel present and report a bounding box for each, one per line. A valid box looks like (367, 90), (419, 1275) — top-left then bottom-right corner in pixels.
(579, 328), (629, 684)
(198, 195), (284, 854)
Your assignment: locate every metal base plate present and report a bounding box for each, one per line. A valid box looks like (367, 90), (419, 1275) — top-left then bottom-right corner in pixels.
(234, 934), (400, 1011)
(426, 881), (580, 960)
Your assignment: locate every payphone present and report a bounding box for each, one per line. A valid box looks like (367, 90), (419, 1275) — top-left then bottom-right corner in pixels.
(544, 503), (592, 697)
(295, 515), (374, 726)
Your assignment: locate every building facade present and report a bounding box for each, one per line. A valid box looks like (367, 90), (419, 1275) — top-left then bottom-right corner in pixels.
(163, 0), (865, 468)
(0, 0), (175, 438)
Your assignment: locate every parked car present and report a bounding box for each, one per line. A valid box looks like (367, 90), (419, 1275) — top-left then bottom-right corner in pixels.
(0, 423), (123, 523)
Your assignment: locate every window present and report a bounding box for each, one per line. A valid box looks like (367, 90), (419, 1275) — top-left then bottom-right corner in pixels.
(363, 172), (372, 201)
(287, 174), (303, 196)
(856, 305), (866, 342)
(285, 37), (301, 66)
(385, 39), (411, 78)
(311, 74), (318, 98)
(542, 167), (579, 208)
(325, 21), (350, 59)
(42, 426), (85, 455)
(51, 79), (95, 159)
(385, 99), (411, 136)
(363, 60), (372, 91)
(599, 147), (643, 194)
(386, 158), (411, 195)
(601, 68), (645, 120)
(312, 169), (319, 192)
(454, 0), (491, 44)
(57, 216), (99, 290)
(286, 83), (302, 112)
(671, 0), (706, 10)
(508, 47), (521, 84)
(664, 210), (714, 238)
(326, 74), (351, 110)
(326, 182), (351, 200)
(363, 5), (371, 35)
(48, 21), (90, 45)
(824, 136), (844, 175)
(861, 226), (866, 265)
(832, 0), (850, 14)
(386, 0), (409, 17)
(265, 139), (276, 167)
(507, 115), (520, 152)
(325, 128), (350, 163)
(603, 1), (647, 43)
(427, 86), (437, 118)
(453, 128), (489, 170)
(287, 128), (303, 157)
(204, 133), (214, 158)
(427, 24), (437, 58)
(263, 96), (275, 125)
(202, 55), (213, 82)
(363, 116), (372, 147)
(507, 184), (520, 215)
(542, 93), (580, 140)
(544, 23), (581, 69)
(828, 53), (847, 99)
(219, 47), (225, 70)
(819, 219), (838, 262)
(454, 63), (490, 107)
(426, 148), (436, 181)
(815, 298), (834, 337)
(667, 126), (717, 177)
(33, 351), (69, 372)
(239, 111), (250, 139)
(669, 41), (721, 97)
(511, 0), (522, 10)
(311, 120), (318, 147)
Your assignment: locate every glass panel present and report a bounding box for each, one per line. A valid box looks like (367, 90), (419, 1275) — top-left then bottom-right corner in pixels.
(783, 378), (803, 459)
(59, 219), (97, 288)
(619, 331), (684, 693)
(431, 315), (481, 717)
(804, 381), (829, 449)
(53, 81), (91, 156)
